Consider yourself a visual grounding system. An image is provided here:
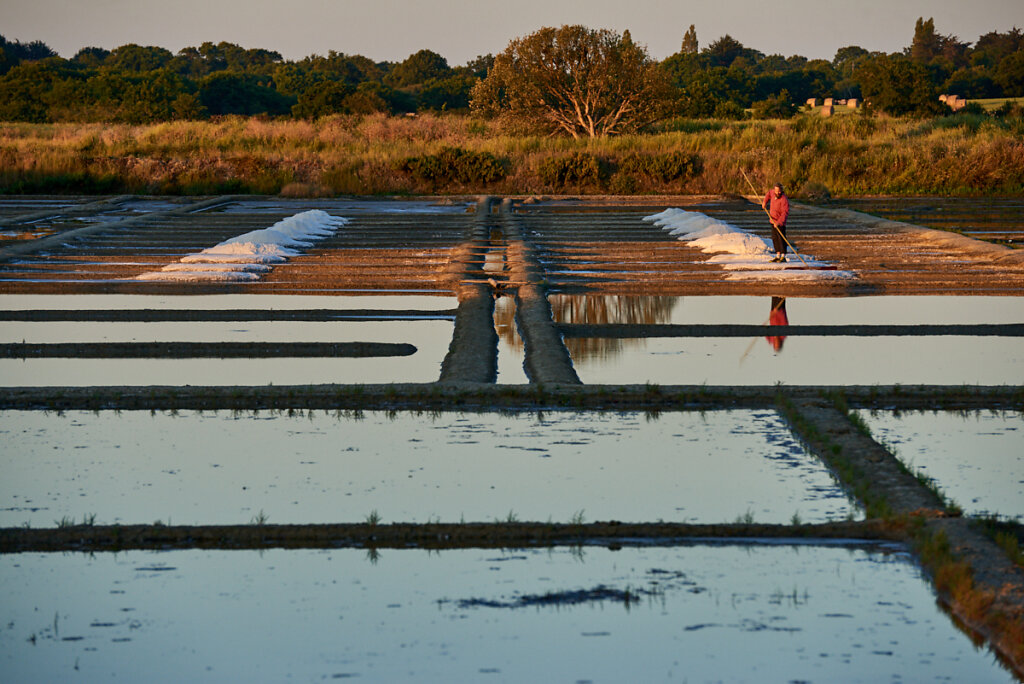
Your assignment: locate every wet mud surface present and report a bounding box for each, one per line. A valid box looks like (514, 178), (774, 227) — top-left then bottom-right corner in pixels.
(823, 197), (1024, 248)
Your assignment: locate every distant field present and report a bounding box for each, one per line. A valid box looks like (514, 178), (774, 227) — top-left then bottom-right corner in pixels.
(973, 97), (1024, 111)
(1, 111), (1022, 197)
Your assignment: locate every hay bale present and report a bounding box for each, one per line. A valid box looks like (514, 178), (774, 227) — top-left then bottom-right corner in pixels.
(847, 99), (859, 109)
(823, 97), (833, 107)
(820, 105), (834, 117)
(805, 98), (819, 107)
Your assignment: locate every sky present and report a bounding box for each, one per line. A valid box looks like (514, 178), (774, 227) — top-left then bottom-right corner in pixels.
(2, 0), (1023, 65)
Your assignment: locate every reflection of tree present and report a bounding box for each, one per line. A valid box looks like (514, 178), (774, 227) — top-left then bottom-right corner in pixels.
(494, 296), (521, 349)
(494, 294), (678, 363)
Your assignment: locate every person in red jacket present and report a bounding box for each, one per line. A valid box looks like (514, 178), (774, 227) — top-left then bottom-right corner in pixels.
(762, 183), (791, 262)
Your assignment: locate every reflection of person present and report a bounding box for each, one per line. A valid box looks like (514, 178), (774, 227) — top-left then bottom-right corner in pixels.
(761, 183), (791, 263)
(765, 296), (788, 352)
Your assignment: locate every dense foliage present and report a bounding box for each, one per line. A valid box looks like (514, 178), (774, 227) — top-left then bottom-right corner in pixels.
(469, 26), (670, 138)
(0, 19), (1021, 128)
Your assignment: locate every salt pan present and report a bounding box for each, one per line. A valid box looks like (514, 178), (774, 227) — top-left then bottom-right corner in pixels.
(134, 210), (348, 282)
(643, 208), (853, 280)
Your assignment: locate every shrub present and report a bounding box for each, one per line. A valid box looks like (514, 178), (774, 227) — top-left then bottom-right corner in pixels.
(799, 181), (831, 202)
(655, 118), (727, 134)
(538, 151), (603, 187)
(713, 101), (748, 120)
(619, 151), (703, 182)
(751, 91), (798, 119)
(400, 146), (506, 184)
(608, 171), (638, 194)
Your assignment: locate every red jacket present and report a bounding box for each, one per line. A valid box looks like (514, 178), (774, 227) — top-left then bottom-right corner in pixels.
(763, 191), (790, 226)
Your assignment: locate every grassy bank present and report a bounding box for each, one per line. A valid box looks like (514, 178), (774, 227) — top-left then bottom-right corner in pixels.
(2, 111), (1023, 197)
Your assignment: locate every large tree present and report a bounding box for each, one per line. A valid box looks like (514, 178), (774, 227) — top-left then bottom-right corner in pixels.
(385, 49), (450, 87)
(470, 25), (669, 138)
(856, 54), (945, 116)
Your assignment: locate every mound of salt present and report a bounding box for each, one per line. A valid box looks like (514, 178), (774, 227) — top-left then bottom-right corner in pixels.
(643, 208), (853, 280)
(134, 210), (348, 282)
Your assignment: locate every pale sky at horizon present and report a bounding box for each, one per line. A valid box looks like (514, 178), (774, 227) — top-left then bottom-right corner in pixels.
(2, 0), (1023, 66)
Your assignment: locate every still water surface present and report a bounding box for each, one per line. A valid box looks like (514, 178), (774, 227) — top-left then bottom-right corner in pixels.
(0, 544), (1014, 683)
(0, 410), (857, 526)
(856, 410), (1024, 518)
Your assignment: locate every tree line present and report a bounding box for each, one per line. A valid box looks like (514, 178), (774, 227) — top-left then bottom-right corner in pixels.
(0, 18), (1021, 131)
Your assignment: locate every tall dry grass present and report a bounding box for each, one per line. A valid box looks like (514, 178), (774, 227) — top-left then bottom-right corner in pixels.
(1, 111), (1022, 196)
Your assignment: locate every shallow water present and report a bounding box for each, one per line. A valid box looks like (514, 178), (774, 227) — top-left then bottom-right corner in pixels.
(0, 319), (454, 386)
(0, 410), (858, 526)
(0, 294), (457, 386)
(0, 544), (1014, 683)
(550, 294), (1024, 326)
(855, 411), (1024, 518)
(569, 335), (1024, 386)
(551, 294), (1024, 383)
(494, 295), (528, 383)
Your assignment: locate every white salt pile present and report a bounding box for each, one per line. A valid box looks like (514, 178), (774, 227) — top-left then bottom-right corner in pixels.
(642, 208), (853, 280)
(135, 210), (348, 282)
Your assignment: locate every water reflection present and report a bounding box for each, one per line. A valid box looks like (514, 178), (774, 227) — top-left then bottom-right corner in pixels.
(765, 296), (789, 353)
(543, 294), (679, 362)
(1, 545), (1014, 682)
(0, 410), (859, 526)
(856, 411), (1024, 518)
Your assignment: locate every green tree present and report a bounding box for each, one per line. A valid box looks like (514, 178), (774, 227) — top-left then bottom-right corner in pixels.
(106, 44), (174, 72)
(172, 92), (207, 120)
(291, 80), (354, 118)
(0, 58), (82, 121)
(0, 35), (57, 75)
(910, 18), (941, 63)
(704, 35), (761, 68)
(970, 29), (1023, 69)
(942, 67), (997, 98)
(198, 72), (293, 116)
(681, 25), (698, 54)
(995, 49), (1024, 96)
(419, 73), (476, 111)
(115, 70), (189, 123)
(463, 54), (494, 78)
(386, 49), (450, 87)
(909, 18), (968, 71)
(833, 46), (871, 77)
(471, 24), (670, 138)
(72, 47), (110, 67)
(751, 89), (797, 119)
(856, 54), (945, 116)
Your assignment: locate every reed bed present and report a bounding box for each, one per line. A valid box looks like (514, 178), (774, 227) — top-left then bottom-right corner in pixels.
(1, 111), (1022, 196)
